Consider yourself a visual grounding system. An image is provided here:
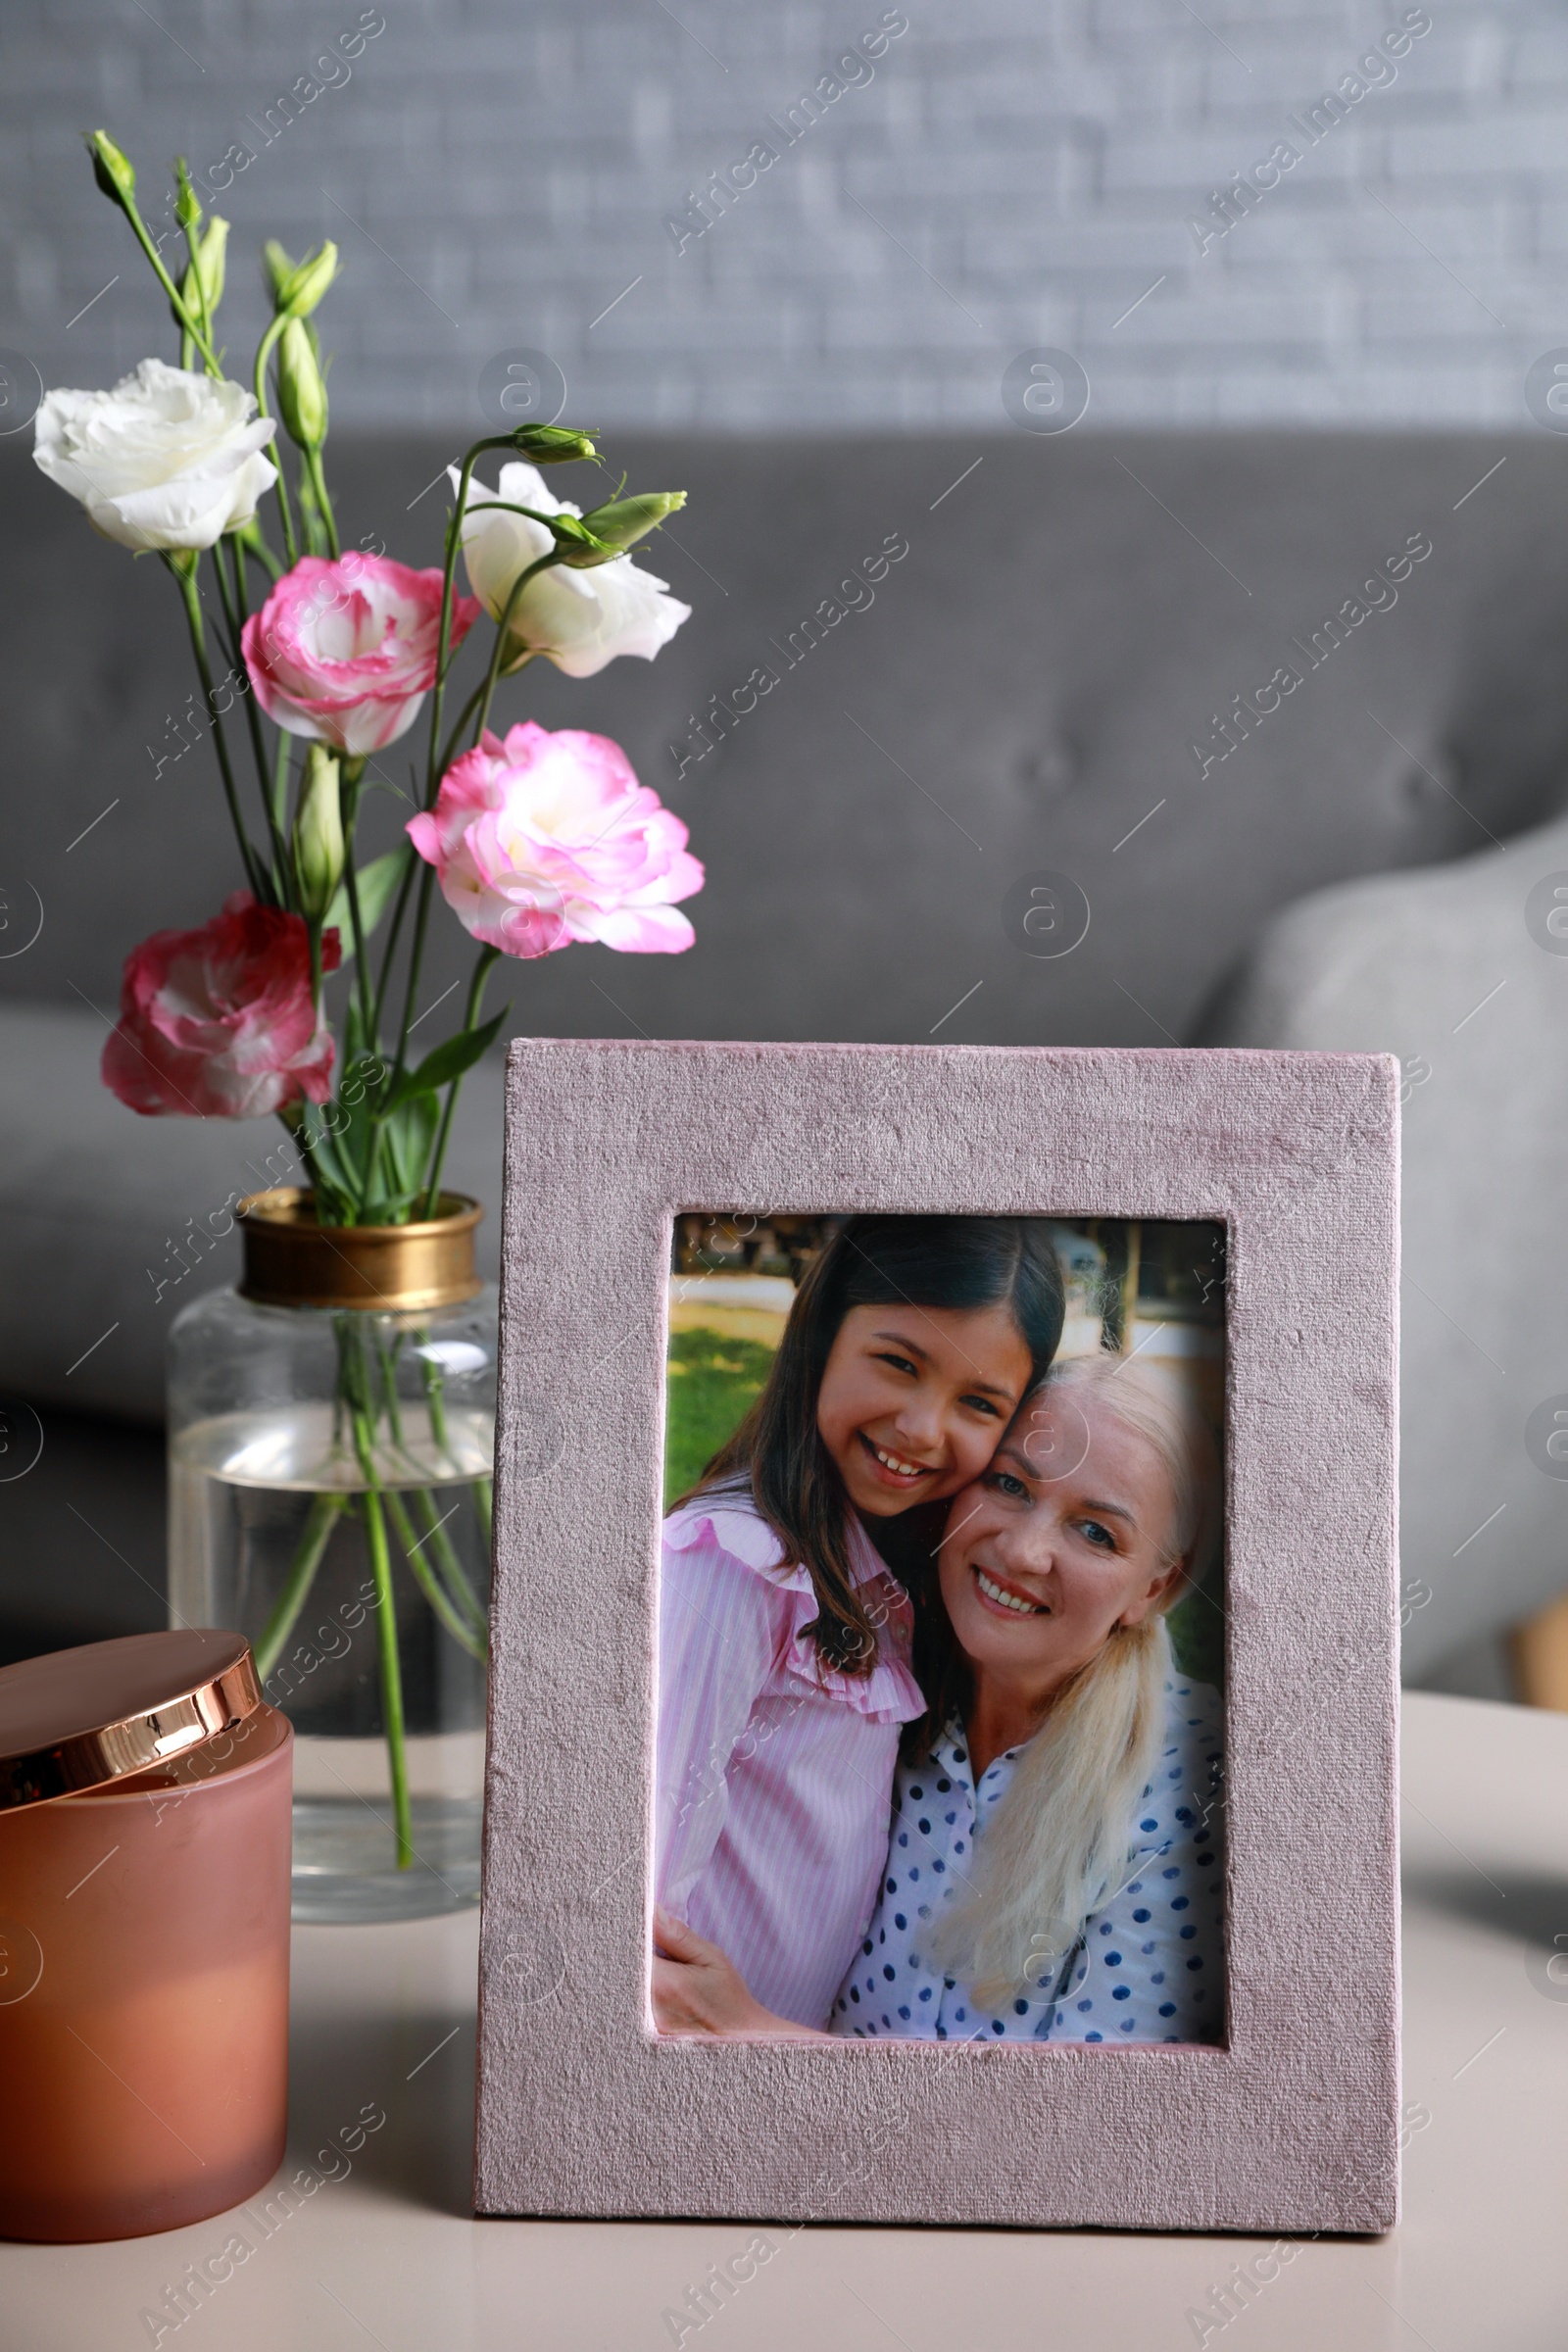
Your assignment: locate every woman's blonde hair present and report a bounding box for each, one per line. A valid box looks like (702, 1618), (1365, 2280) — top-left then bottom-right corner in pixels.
(925, 1352), (1220, 2009)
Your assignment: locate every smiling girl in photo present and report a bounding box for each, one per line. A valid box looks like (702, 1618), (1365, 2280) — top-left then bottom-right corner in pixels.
(653, 1216), (1065, 2034)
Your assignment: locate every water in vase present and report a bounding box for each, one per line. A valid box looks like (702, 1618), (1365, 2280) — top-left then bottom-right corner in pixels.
(170, 1399), (493, 1923)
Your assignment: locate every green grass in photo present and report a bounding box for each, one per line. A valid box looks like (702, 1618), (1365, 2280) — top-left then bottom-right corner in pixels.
(663, 1327), (776, 1507)
(1167, 1549), (1226, 1692)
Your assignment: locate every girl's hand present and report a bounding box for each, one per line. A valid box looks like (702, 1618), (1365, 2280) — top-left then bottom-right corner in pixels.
(652, 1908), (830, 2040)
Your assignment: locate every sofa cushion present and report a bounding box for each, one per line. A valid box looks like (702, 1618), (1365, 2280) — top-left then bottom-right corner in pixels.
(1199, 809), (1568, 1675)
(6, 430), (1568, 1056)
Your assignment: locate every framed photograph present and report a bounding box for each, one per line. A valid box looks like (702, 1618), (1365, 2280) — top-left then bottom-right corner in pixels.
(475, 1041), (1399, 2234)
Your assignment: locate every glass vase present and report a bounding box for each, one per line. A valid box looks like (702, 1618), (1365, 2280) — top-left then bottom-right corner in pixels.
(167, 1189), (494, 1923)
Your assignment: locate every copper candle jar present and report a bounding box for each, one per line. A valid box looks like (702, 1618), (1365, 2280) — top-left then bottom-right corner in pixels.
(0, 1631), (292, 2241)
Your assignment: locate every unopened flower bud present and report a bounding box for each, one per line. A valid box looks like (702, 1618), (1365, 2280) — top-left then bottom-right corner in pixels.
(293, 745), (344, 921)
(545, 513), (616, 569)
(563, 490), (685, 566)
(86, 129), (136, 208)
(172, 215), (228, 336)
(276, 318), (328, 448)
(173, 160), (202, 235)
(510, 423), (598, 465)
(265, 239), (339, 319)
(194, 216), (228, 310)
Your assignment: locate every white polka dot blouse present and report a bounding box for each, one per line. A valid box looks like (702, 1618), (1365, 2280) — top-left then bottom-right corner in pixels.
(828, 1675), (1224, 2044)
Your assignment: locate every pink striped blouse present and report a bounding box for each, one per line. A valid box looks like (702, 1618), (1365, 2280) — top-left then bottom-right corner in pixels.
(656, 1494), (925, 2031)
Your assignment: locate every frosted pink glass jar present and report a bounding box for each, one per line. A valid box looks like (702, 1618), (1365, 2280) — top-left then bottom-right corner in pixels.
(0, 1630), (291, 2241)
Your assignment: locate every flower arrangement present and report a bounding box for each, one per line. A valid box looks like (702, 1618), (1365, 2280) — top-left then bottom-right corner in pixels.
(36, 133), (703, 1887)
(37, 131), (700, 1222)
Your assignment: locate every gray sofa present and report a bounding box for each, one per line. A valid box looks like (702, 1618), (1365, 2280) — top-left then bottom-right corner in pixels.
(5, 428), (1567, 1677)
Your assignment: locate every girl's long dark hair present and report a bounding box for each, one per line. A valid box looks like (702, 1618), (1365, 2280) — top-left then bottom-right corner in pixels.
(679, 1216), (1065, 1675)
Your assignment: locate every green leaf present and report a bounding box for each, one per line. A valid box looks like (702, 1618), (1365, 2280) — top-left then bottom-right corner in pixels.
(380, 1092), (440, 1198)
(340, 1002), (373, 1070)
(385, 1006), (508, 1111)
(357, 1187), (430, 1225)
(298, 1104), (355, 1220)
(332, 1054), (387, 1191)
(323, 849), (407, 961)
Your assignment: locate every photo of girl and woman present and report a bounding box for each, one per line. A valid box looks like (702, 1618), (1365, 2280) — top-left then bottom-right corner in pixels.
(653, 1212), (1227, 2047)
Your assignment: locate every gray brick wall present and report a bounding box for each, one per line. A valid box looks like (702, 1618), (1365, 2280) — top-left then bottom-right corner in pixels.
(1, 0), (1562, 430)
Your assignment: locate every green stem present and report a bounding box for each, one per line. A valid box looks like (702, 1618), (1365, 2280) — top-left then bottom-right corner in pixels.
(369, 844), (418, 1042)
(272, 730), (293, 841)
(210, 537), (289, 886)
(185, 193), (216, 364)
(386, 864), (435, 1100)
(172, 560), (270, 901)
(253, 316), (299, 566)
(472, 1475), (493, 1550)
(272, 1101), (312, 1202)
(370, 1331), (487, 1643)
(468, 554), (560, 752)
(222, 523), (253, 641)
(414, 1489), (489, 1646)
(337, 755), (386, 1225)
(173, 167), (214, 350)
(421, 945), (499, 1217)
(424, 436), (519, 810)
(417, 1348), (453, 1459)
(222, 528), (276, 726)
(432, 678), (489, 787)
(406, 1342), (488, 1634)
(374, 1328), (408, 1446)
(253, 1491), (346, 1682)
(338, 758), (375, 1049)
(305, 443), (340, 559)
(415, 1486), (488, 1636)
(364, 436), (547, 1167)
(238, 522), (284, 585)
(116, 188), (220, 369)
(349, 1397), (414, 1868)
(368, 1330), (485, 1691)
(383, 1488), (487, 1661)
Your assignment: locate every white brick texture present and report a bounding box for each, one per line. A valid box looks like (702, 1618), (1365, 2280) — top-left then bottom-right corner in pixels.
(0, 0), (1561, 428)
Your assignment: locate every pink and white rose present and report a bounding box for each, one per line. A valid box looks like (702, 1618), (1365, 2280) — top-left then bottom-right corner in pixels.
(32, 359), (278, 554)
(102, 893), (341, 1118)
(454, 462), (690, 678)
(407, 721), (703, 958)
(241, 553), (480, 755)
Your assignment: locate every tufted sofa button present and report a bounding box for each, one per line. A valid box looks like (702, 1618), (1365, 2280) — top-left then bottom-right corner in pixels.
(1016, 739), (1079, 797)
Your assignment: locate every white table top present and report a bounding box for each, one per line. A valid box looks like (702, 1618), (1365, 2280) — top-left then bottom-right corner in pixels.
(6, 1690), (1567, 2350)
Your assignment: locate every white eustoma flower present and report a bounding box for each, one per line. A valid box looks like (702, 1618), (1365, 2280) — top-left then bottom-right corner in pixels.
(452, 461), (690, 678)
(33, 359), (277, 553)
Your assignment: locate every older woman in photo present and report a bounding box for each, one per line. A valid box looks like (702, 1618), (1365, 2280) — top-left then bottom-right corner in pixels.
(655, 1352), (1224, 2044)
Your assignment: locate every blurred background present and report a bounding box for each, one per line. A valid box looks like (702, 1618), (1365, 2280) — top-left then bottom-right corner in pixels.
(2, 0), (1567, 1711)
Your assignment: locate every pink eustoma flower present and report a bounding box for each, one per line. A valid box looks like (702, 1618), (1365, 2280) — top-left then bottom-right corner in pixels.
(241, 553), (480, 755)
(102, 893), (342, 1118)
(407, 721), (703, 958)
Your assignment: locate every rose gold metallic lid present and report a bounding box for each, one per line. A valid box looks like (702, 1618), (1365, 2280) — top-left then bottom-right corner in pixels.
(0, 1631), (262, 1809)
(236, 1187), (483, 1311)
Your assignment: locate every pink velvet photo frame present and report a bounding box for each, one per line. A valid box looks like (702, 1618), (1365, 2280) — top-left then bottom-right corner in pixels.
(475, 1039), (1400, 2233)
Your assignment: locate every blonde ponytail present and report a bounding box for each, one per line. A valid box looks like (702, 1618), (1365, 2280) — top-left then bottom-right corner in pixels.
(928, 1612), (1173, 2008)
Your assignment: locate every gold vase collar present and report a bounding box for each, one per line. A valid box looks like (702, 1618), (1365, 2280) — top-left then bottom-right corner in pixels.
(235, 1189), (483, 1312)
